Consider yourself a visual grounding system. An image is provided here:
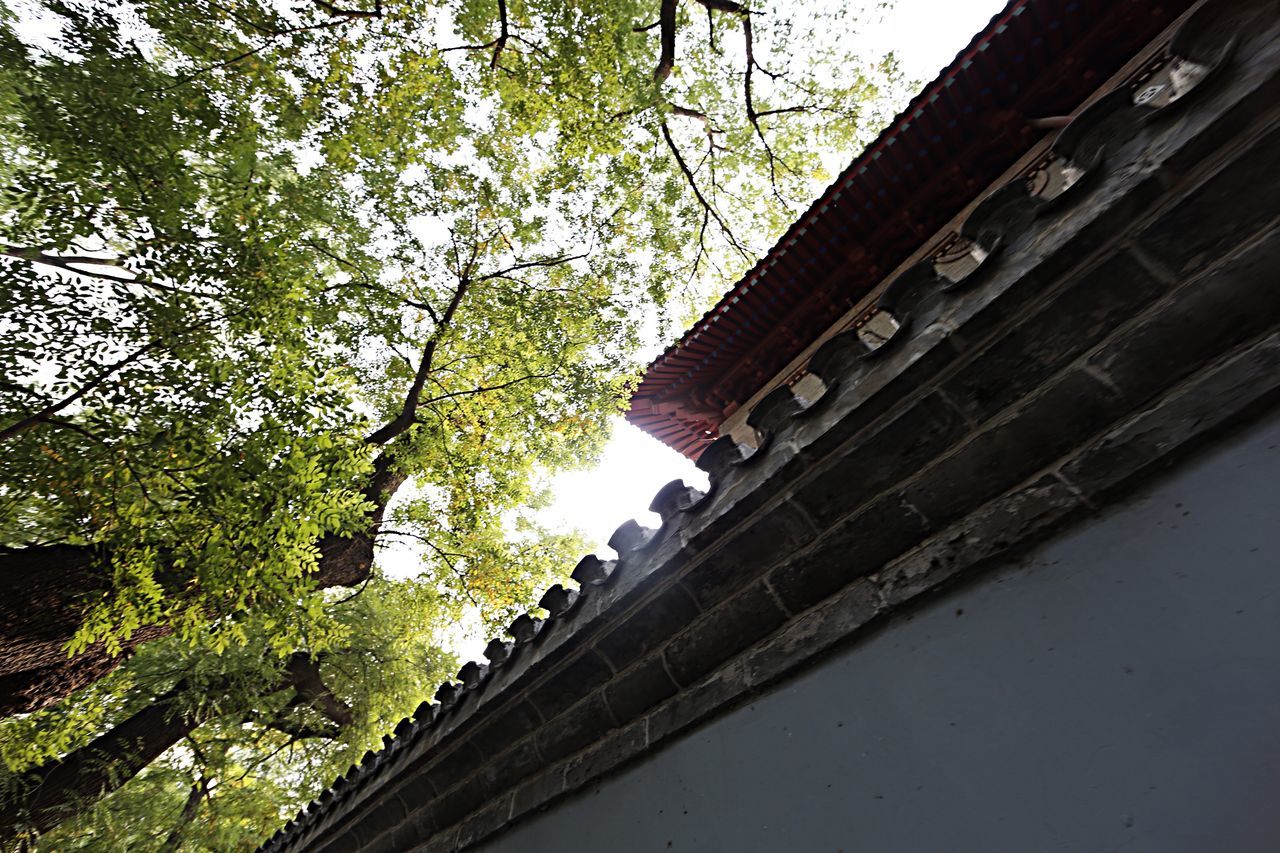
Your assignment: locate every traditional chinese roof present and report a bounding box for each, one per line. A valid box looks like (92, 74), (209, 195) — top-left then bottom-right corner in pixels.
(627, 0), (1196, 458)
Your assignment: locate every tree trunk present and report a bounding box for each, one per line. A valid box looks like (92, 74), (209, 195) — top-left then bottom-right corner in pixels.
(0, 682), (200, 840)
(0, 654), (347, 842)
(0, 545), (160, 717)
(0, 534), (375, 716)
(0, 452), (406, 716)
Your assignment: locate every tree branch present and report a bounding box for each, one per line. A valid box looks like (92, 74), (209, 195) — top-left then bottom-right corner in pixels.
(653, 0), (678, 82)
(0, 654), (351, 840)
(474, 251), (587, 282)
(363, 247), (581, 448)
(491, 0), (509, 68)
(0, 342), (158, 443)
(378, 531), (481, 608)
(264, 717), (342, 740)
(720, 2), (797, 203)
(659, 120), (750, 260)
(158, 776), (208, 853)
(155, 16), (359, 91)
(754, 104), (815, 119)
(283, 652), (354, 729)
(419, 370), (555, 408)
(0, 305), (236, 443)
(694, 0), (747, 13)
(1, 244), (221, 299)
(440, 0), (511, 67)
(312, 0), (382, 19)
(1, 246), (136, 284)
(363, 274), (470, 446)
(0, 680), (202, 839)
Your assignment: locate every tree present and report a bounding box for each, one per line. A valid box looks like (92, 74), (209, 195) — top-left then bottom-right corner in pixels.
(1, 574), (465, 846)
(0, 0), (904, 844)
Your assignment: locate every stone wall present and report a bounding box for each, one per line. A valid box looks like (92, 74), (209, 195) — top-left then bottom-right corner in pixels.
(484, 409), (1280, 853)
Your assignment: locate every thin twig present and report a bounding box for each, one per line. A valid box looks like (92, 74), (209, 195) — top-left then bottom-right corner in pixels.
(659, 121), (750, 260)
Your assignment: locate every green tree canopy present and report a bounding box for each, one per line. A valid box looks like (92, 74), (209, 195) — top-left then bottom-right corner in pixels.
(0, 0), (904, 845)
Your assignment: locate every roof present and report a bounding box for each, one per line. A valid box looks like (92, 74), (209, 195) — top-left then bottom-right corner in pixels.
(627, 0), (1195, 458)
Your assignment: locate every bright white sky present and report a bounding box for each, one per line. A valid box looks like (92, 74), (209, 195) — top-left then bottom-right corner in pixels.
(535, 0), (1007, 557)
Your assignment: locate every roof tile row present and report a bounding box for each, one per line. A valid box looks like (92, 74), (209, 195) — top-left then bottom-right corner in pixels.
(627, 0), (1198, 458)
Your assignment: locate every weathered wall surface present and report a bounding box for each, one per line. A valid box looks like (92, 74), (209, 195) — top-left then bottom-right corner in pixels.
(484, 411), (1280, 853)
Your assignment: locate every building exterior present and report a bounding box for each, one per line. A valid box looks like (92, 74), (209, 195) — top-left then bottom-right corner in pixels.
(262, 0), (1280, 850)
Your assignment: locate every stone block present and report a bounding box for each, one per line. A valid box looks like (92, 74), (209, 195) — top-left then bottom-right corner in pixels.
(535, 694), (614, 764)
(768, 495), (929, 614)
(563, 719), (648, 790)
(526, 649), (612, 721)
(327, 827), (368, 852)
(796, 333), (964, 466)
(792, 391), (969, 529)
(428, 776), (486, 832)
(903, 368), (1126, 526)
(394, 772), (438, 813)
(509, 767), (566, 820)
(355, 795), (408, 847)
(743, 578), (882, 689)
(385, 815), (435, 853)
(594, 584), (701, 670)
(467, 700), (541, 759)
(453, 793), (512, 850)
(941, 250), (1169, 425)
(680, 500), (816, 609)
(1088, 225), (1280, 403)
(692, 452), (789, 535)
(647, 662), (751, 745)
(1064, 330), (1280, 497)
(413, 825), (457, 853)
(1137, 124), (1280, 273)
(1158, 33), (1280, 178)
(475, 739), (542, 798)
(424, 741), (483, 793)
(603, 654), (680, 722)
(663, 581), (789, 687)
(878, 474), (1081, 608)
